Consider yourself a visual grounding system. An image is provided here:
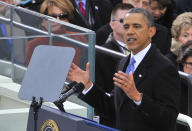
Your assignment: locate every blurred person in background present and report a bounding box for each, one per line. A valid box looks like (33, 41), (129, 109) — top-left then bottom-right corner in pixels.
(175, 40), (192, 131)
(0, 0), (26, 65)
(26, 0), (87, 66)
(149, 0), (176, 29)
(122, 0), (150, 10)
(40, 0), (74, 32)
(70, 0), (113, 31)
(177, 40), (192, 74)
(171, 12), (192, 56)
(167, 12), (192, 66)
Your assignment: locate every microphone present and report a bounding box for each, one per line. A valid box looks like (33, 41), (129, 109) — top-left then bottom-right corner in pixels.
(54, 82), (84, 112)
(59, 82), (84, 103)
(61, 81), (77, 94)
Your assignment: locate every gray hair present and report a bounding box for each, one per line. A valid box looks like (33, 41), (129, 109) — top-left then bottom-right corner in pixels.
(127, 8), (155, 27)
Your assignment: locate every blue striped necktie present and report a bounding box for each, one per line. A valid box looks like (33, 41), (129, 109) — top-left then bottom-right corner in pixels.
(126, 57), (136, 74)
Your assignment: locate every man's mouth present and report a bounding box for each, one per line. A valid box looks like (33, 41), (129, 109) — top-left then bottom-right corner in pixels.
(127, 38), (137, 43)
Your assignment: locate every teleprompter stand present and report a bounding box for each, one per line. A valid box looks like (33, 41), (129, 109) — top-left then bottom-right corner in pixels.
(30, 96), (43, 131)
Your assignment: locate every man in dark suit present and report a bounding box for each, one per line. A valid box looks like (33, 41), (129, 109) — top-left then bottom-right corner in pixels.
(67, 8), (180, 131)
(70, 0), (113, 31)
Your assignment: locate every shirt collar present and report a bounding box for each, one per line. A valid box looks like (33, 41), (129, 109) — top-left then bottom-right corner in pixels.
(116, 40), (125, 47)
(131, 43), (151, 70)
(116, 40), (128, 54)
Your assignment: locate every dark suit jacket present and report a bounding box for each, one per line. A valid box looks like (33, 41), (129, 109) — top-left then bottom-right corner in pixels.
(95, 33), (123, 93)
(152, 23), (171, 54)
(70, 0), (112, 31)
(95, 33), (123, 127)
(79, 44), (180, 131)
(96, 23), (112, 45)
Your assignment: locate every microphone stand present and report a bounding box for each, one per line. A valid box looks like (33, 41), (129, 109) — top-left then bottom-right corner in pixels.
(53, 82), (77, 113)
(54, 82), (84, 113)
(53, 101), (65, 112)
(30, 96), (43, 131)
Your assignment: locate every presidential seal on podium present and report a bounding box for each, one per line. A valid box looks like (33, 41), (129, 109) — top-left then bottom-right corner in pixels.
(40, 119), (59, 131)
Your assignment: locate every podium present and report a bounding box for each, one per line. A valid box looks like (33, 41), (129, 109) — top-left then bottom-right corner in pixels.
(27, 105), (119, 131)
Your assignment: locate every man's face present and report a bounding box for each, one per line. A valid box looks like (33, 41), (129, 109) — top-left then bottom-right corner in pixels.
(123, 13), (155, 54)
(110, 9), (129, 42)
(122, 0), (150, 10)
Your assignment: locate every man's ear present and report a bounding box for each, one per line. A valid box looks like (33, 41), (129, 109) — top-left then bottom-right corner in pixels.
(109, 21), (114, 30)
(149, 26), (156, 38)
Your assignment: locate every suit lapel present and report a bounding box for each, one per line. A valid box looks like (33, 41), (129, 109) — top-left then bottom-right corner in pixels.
(117, 55), (130, 110)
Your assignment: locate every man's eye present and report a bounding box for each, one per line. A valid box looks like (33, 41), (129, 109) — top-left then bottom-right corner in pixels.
(123, 25), (129, 29)
(183, 34), (189, 38)
(134, 25), (141, 28)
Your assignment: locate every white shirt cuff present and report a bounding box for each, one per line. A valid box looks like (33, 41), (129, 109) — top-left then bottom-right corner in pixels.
(134, 100), (141, 106)
(82, 83), (94, 95)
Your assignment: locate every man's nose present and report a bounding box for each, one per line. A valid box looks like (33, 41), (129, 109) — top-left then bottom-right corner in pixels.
(126, 27), (135, 35)
(189, 35), (192, 41)
(136, 2), (143, 8)
(154, 9), (161, 16)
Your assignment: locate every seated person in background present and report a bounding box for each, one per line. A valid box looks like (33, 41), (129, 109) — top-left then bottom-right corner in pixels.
(0, 0), (26, 65)
(177, 40), (192, 74)
(149, 0), (176, 29)
(171, 12), (192, 55)
(176, 40), (192, 131)
(26, 0), (87, 66)
(70, 0), (113, 31)
(167, 12), (192, 65)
